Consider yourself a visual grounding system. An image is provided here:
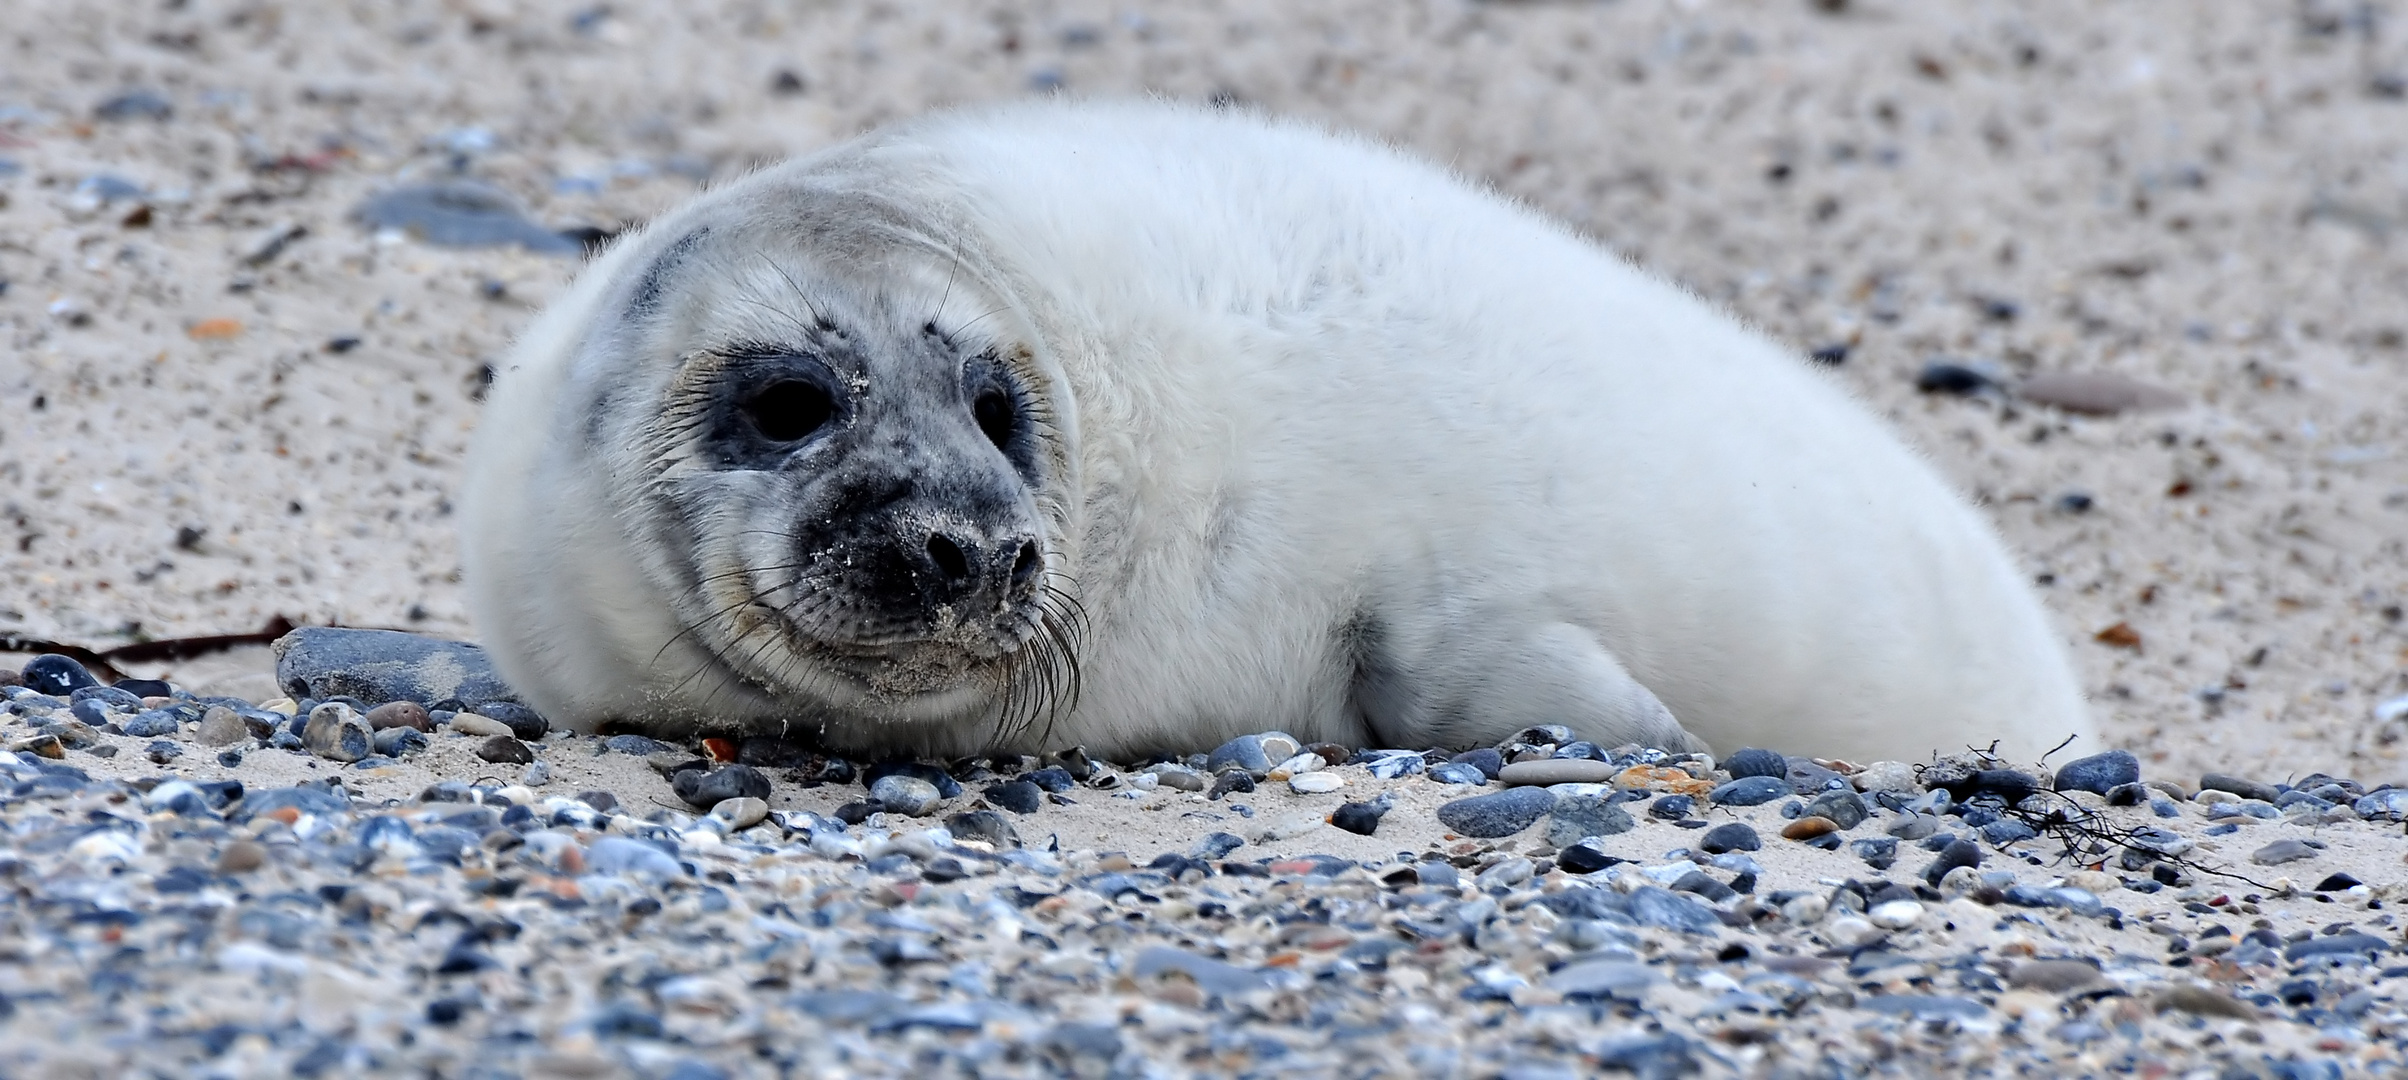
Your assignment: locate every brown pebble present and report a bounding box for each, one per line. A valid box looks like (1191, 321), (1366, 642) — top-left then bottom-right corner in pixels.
(365, 701), (432, 732)
(7, 733), (64, 759)
(2154, 984), (2261, 1020)
(2018, 371), (2184, 415)
(215, 840), (268, 874)
(477, 735), (534, 765)
(449, 712), (513, 737)
(1781, 815), (1840, 840)
(2009, 959), (2108, 994)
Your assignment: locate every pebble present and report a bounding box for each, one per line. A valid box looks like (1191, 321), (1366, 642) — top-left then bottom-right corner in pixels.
(1867, 899), (1924, 929)
(195, 705), (248, 746)
(472, 700), (550, 740)
(121, 709), (181, 737)
(1721, 747), (1786, 779)
(2250, 838), (2318, 866)
(20, 654), (99, 696)
(1328, 799), (1388, 836)
(984, 779), (1043, 814)
(1450, 747), (1505, 780)
(865, 761), (962, 799)
(1709, 775), (1788, 806)
(1428, 762), (1488, 785)
(1147, 763), (1206, 791)
(448, 712), (514, 738)
(365, 701), (434, 732)
(354, 181), (584, 254)
(1205, 734), (1270, 775)
(1545, 794), (1635, 846)
(1699, 822), (1761, 853)
(271, 627), (520, 708)
(1799, 788), (1868, 829)
(946, 809), (1021, 848)
(1497, 758), (1614, 785)
(301, 703), (372, 762)
(373, 726), (427, 757)
(1435, 786), (1557, 838)
(1850, 760), (1919, 793)
(2353, 789), (2408, 821)
(710, 796), (769, 831)
(671, 764), (772, 808)
(214, 839), (268, 874)
(869, 774), (943, 816)
(1286, 771), (1343, 794)
(2053, 749), (2140, 796)
(2018, 371), (2184, 415)
(2011, 959), (2109, 993)
(1779, 815), (1839, 840)
(2199, 772), (2281, 804)
(476, 735), (534, 765)
(1922, 837), (1983, 885)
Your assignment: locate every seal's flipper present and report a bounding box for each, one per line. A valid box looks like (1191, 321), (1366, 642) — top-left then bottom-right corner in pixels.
(1359, 620), (1704, 753)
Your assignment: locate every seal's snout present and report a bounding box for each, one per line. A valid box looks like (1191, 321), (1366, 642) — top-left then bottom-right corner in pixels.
(913, 528), (1040, 608)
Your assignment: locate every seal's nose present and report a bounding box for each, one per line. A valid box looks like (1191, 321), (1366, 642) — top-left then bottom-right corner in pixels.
(915, 529), (1039, 601)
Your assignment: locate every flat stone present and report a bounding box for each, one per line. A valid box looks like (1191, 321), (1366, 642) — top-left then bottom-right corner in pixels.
(1498, 758), (1615, 786)
(2154, 985), (2260, 1020)
(984, 779), (1043, 814)
(1709, 775), (1788, 806)
(1148, 764), (1206, 791)
(2200, 772), (2281, 804)
(1545, 958), (1654, 1000)
(671, 764), (772, 809)
(2018, 371), (2183, 415)
(1545, 794), (1635, 847)
(1435, 786), (1557, 838)
(945, 809), (1021, 848)
(448, 712), (513, 738)
(1886, 813), (1938, 840)
(2010, 959), (2107, 993)
(1205, 735), (1270, 775)
(2250, 838), (2317, 866)
(272, 627), (519, 708)
(1868, 899), (1924, 929)
(1287, 771), (1343, 794)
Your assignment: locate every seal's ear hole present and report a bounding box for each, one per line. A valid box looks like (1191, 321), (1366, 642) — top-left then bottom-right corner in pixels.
(973, 388), (1015, 450)
(743, 380), (835, 443)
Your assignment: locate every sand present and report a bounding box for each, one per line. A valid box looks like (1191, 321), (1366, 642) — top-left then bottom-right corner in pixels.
(4, 0), (2408, 789)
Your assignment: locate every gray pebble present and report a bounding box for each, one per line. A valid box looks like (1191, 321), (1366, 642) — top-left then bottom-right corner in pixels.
(984, 780), (1043, 814)
(271, 627), (519, 709)
(585, 836), (683, 878)
(1205, 735), (1270, 775)
(2052, 749), (2140, 796)
(353, 181), (584, 255)
(1922, 838), (1982, 885)
(1545, 794), (1635, 847)
(121, 710), (181, 738)
(1429, 762), (1489, 785)
(1699, 822), (1760, 853)
(671, 764), (773, 808)
(196, 706), (248, 747)
(371, 726), (426, 757)
(1800, 789), (1869, 830)
(476, 735), (533, 765)
(945, 809), (1020, 848)
(2200, 772), (2281, 804)
(870, 774), (943, 817)
(2250, 838), (2318, 866)
(1498, 758), (1614, 786)
(1436, 786), (1558, 838)
(1450, 748), (1505, 780)
(1721, 747), (1786, 779)
(1709, 775), (1788, 806)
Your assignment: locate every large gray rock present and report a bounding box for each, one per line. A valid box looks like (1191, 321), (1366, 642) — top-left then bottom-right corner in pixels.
(272, 627), (519, 709)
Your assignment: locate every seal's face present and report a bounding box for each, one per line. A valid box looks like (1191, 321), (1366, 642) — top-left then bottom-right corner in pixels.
(613, 237), (1072, 733)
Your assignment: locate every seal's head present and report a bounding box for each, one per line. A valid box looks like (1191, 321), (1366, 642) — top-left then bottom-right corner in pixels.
(464, 182), (1081, 752)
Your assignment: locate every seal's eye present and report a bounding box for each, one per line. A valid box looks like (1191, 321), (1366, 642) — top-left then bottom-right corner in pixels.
(973, 388), (1015, 450)
(742, 380), (835, 443)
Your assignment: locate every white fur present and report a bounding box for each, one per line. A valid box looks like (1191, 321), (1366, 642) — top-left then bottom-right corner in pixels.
(463, 99), (2096, 764)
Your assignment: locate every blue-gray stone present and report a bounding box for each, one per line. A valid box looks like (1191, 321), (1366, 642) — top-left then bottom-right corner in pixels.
(586, 836), (684, 878)
(863, 761), (960, 799)
(603, 733), (669, 756)
(2354, 789), (2408, 821)
(235, 785), (352, 819)
(1546, 795), (1634, 847)
(120, 709), (181, 737)
(1787, 757), (1847, 794)
(2284, 932), (2389, 963)
(1436, 786), (1557, 838)
(1450, 748), (1505, 780)
(1721, 747), (1786, 779)
(1922, 838), (1982, 885)
(1850, 837), (1899, 867)
(1429, 762), (1489, 785)
(1191, 832), (1245, 859)
(1626, 885), (1721, 933)
(1862, 994), (1987, 1020)
(1982, 819), (2039, 846)
(2200, 772), (2281, 804)
(2048, 887), (2105, 917)
(2052, 750), (2140, 796)
(470, 700), (547, 740)
(1710, 776), (1789, 806)
(353, 182), (585, 255)
(1699, 822), (1761, 854)
(272, 628), (518, 708)
(1131, 945), (1273, 996)
(1544, 957), (1654, 999)
(983, 779), (1042, 814)
(1206, 735), (1270, 775)
(372, 726), (427, 757)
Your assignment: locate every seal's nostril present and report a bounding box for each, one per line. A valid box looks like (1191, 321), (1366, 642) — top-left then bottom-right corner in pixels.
(1010, 541), (1040, 587)
(926, 533), (970, 580)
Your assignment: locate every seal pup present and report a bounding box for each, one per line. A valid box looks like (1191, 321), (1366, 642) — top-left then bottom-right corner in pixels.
(461, 99), (2096, 764)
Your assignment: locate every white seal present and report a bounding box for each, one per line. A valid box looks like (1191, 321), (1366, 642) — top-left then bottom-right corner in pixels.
(461, 99), (2095, 764)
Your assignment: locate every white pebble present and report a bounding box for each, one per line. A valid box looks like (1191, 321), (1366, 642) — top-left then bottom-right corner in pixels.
(1869, 899), (1924, 929)
(1287, 771), (1344, 794)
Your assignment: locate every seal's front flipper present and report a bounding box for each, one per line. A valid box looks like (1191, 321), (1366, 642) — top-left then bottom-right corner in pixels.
(1447, 622), (1703, 753)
